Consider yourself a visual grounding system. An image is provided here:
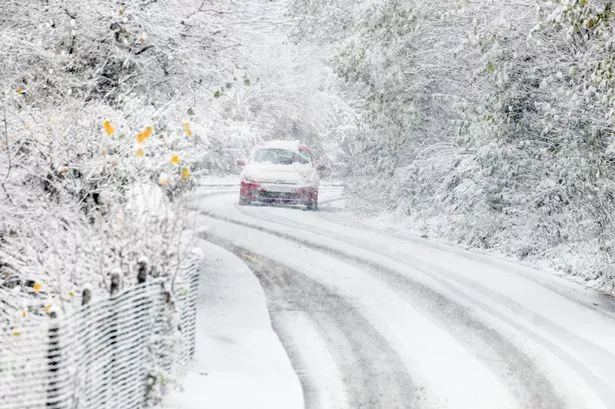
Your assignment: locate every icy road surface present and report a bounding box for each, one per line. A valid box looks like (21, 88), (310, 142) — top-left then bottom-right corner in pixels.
(188, 182), (615, 409)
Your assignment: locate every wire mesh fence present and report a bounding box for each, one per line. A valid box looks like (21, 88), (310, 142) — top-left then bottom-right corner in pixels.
(0, 261), (200, 409)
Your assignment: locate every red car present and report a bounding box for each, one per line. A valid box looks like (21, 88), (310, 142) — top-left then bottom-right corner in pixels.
(237, 140), (324, 210)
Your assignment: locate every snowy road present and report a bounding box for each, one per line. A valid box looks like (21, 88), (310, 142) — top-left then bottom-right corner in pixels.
(188, 183), (615, 409)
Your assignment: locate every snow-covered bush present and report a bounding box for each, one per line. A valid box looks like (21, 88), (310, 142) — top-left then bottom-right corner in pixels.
(449, 0), (615, 286)
(0, 0), (218, 324)
(289, 0), (615, 289)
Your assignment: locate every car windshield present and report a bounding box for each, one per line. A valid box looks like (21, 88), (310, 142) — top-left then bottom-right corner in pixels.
(253, 148), (309, 165)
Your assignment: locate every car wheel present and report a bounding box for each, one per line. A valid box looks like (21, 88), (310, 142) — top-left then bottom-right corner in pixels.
(239, 196), (250, 206)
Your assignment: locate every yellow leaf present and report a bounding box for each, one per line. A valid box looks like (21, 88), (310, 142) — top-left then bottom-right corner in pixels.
(16, 88), (25, 95)
(182, 121), (192, 137)
(20, 311), (27, 318)
(136, 147), (145, 157)
(181, 167), (191, 180)
(169, 154), (180, 166)
(44, 304), (52, 313)
(12, 330), (21, 337)
(32, 282), (42, 293)
(68, 291), (75, 297)
(103, 120), (115, 136)
(136, 126), (153, 143)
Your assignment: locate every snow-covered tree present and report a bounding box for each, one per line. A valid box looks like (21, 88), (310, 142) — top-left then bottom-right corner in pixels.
(0, 0), (222, 322)
(289, 0), (615, 287)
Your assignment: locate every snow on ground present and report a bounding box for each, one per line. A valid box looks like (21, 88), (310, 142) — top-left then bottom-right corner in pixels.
(196, 211), (522, 409)
(161, 240), (303, 409)
(276, 311), (350, 409)
(183, 182), (615, 409)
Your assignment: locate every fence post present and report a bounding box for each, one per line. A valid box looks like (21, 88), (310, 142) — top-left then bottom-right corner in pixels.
(46, 311), (63, 409)
(81, 288), (91, 306)
(108, 272), (120, 407)
(78, 287), (92, 408)
(110, 273), (120, 296)
(137, 261), (147, 285)
(136, 266), (149, 407)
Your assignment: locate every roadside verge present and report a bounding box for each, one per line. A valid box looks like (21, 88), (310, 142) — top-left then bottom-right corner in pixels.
(162, 239), (304, 409)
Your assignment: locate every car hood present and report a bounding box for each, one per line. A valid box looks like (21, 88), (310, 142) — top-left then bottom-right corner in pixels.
(241, 163), (315, 184)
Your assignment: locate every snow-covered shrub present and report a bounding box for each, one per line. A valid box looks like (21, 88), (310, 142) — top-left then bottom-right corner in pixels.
(289, 0), (615, 289)
(0, 0), (215, 324)
(450, 0), (615, 283)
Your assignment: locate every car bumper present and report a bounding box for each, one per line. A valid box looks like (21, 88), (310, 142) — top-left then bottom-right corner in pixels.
(240, 181), (318, 204)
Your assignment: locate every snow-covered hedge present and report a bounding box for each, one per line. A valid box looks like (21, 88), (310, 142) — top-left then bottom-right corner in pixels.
(0, 0), (214, 324)
(290, 0), (615, 291)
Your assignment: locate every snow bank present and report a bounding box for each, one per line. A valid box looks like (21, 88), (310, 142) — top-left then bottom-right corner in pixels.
(162, 240), (304, 409)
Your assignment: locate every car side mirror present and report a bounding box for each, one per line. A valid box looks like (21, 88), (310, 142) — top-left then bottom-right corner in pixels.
(236, 159), (246, 166)
(316, 164), (326, 172)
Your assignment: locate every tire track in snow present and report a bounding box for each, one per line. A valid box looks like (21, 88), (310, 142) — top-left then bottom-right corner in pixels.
(234, 246), (418, 409)
(309, 209), (615, 318)
(219, 204), (615, 407)
(197, 212), (571, 409)
(199, 225), (523, 408)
